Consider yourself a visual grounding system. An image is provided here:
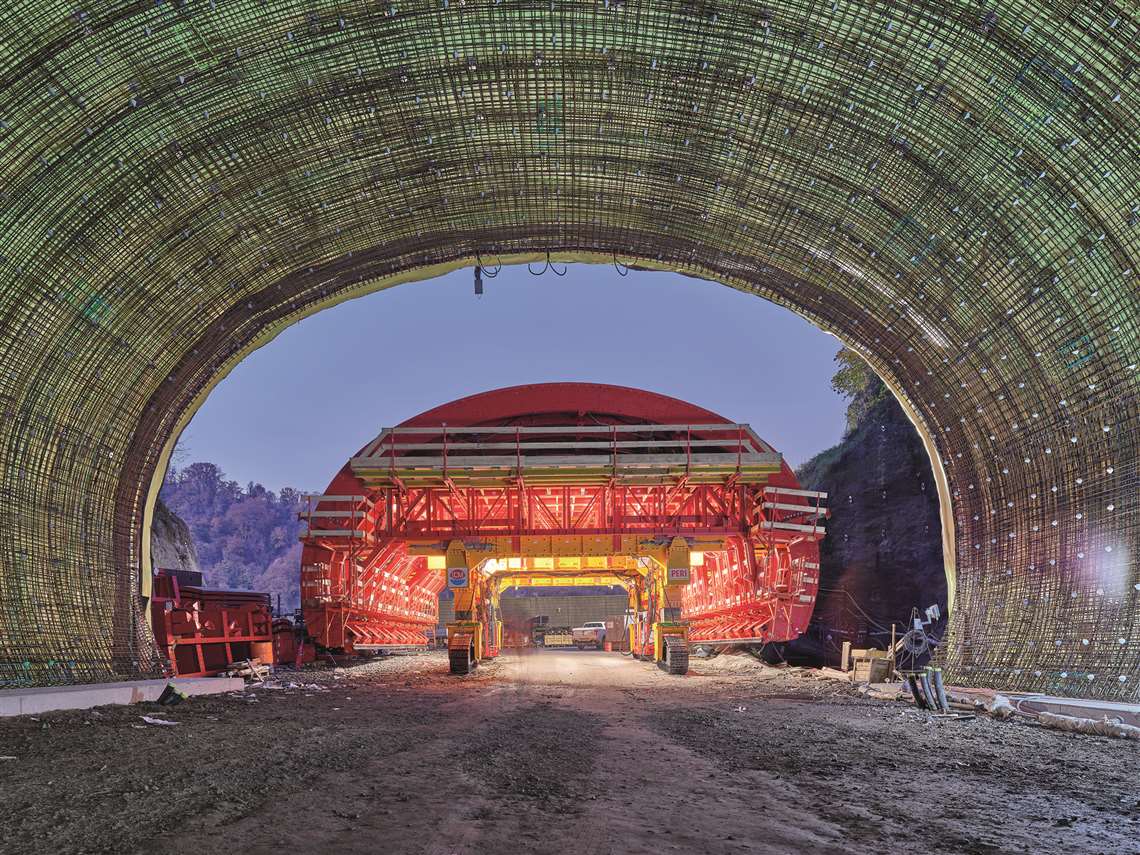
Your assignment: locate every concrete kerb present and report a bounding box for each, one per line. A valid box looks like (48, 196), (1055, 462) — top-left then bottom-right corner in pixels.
(0, 677), (245, 717)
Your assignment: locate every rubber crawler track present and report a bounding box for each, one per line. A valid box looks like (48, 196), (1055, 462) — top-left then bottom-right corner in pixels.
(659, 636), (689, 675)
(449, 646), (476, 675)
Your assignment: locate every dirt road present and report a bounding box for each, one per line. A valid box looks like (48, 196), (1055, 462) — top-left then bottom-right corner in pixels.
(1, 649), (1136, 854)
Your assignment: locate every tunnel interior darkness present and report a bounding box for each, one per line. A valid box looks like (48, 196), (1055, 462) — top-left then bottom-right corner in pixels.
(0, 1), (1135, 697)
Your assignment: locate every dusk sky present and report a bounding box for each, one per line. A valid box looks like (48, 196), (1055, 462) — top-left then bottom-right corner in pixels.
(176, 265), (851, 492)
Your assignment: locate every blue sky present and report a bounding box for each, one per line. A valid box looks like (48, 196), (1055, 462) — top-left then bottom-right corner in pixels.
(175, 265), (850, 492)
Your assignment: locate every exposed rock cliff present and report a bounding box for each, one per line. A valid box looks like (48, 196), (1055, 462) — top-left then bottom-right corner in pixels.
(150, 497), (201, 579)
(791, 356), (948, 663)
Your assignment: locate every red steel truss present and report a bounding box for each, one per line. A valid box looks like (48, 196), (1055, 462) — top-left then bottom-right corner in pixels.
(307, 481), (759, 541)
(300, 541), (444, 650)
(300, 384), (825, 653)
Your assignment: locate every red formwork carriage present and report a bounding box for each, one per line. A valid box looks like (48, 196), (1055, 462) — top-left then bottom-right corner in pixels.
(299, 384), (827, 659)
(151, 570), (276, 677)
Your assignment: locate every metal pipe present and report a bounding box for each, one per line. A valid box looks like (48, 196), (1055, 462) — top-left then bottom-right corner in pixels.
(931, 666), (951, 713)
(919, 670), (936, 711)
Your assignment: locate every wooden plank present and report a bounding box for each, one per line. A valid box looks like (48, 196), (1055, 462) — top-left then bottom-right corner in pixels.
(763, 486), (829, 499)
(762, 501), (826, 515)
(759, 520), (826, 534)
(361, 439), (760, 452)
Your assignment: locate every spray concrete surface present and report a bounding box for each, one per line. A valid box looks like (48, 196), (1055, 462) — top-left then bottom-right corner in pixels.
(1, 649), (1136, 855)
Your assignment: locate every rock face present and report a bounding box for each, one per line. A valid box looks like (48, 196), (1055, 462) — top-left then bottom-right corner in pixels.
(150, 498), (201, 579)
(792, 393), (947, 664)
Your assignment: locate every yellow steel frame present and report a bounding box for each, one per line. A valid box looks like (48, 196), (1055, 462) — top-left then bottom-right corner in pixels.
(437, 535), (696, 664)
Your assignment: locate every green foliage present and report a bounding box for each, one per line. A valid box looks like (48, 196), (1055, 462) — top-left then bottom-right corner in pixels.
(795, 441), (844, 490)
(160, 462), (305, 610)
(831, 348), (887, 435)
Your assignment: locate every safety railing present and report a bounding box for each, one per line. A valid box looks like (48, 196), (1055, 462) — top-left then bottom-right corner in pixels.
(350, 423), (781, 487)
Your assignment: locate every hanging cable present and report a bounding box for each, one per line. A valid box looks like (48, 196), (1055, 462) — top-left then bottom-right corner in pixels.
(477, 254), (501, 277)
(817, 587), (894, 633)
(527, 252), (567, 276)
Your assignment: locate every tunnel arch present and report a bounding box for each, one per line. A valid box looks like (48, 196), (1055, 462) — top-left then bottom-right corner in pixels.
(0, 2), (1135, 697)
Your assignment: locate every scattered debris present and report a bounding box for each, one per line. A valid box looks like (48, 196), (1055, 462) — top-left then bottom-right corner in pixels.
(139, 715), (180, 727)
(1037, 712), (1140, 740)
(223, 658), (271, 682)
(248, 679), (329, 693)
(860, 684), (908, 702)
(816, 667), (849, 681)
(155, 683), (188, 706)
(898, 687), (1140, 740)
(984, 694), (1017, 719)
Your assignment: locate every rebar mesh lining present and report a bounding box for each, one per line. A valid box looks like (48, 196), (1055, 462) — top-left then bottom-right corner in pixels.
(0, 0), (1135, 697)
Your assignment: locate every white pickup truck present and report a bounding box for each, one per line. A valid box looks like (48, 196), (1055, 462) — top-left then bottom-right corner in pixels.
(572, 621), (607, 650)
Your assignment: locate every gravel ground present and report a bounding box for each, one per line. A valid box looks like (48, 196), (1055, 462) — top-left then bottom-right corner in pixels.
(1, 649), (1135, 855)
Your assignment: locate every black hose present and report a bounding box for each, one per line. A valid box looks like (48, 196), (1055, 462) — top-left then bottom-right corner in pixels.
(919, 671), (936, 711)
(907, 673), (929, 710)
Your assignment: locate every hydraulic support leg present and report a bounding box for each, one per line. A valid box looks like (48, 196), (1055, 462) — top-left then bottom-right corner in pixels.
(653, 589), (690, 675)
(445, 542), (508, 674)
(445, 542), (482, 674)
(653, 538), (692, 675)
(447, 625), (478, 674)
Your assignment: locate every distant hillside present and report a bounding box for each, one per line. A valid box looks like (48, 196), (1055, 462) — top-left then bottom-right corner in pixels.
(158, 462), (306, 610)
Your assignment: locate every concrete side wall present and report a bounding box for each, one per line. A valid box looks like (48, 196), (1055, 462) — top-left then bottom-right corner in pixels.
(0, 677), (244, 717)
